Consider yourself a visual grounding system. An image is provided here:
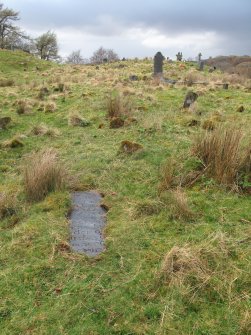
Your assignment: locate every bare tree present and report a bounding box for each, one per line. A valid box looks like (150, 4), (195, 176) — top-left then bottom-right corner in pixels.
(66, 50), (85, 64)
(90, 46), (119, 64)
(0, 3), (29, 49)
(35, 31), (59, 60)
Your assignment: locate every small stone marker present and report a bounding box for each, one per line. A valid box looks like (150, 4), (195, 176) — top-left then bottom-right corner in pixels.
(223, 83), (229, 90)
(70, 191), (106, 257)
(183, 91), (198, 108)
(154, 52), (165, 76)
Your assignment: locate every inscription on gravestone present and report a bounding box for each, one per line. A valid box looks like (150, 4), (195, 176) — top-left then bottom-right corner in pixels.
(154, 51), (165, 76)
(70, 192), (107, 257)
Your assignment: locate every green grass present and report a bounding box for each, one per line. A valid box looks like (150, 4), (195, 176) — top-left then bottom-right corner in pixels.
(0, 50), (251, 335)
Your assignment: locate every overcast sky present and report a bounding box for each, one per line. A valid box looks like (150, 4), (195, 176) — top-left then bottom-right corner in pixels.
(3, 0), (251, 59)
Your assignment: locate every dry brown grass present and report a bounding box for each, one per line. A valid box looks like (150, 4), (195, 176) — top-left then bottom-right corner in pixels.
(168, 188), (195, 221)
(44, 101), (57, 113)
(192, 126), (250, 187)
(106, 92), (132, 119)
(238, 310), (251, 335)
(183, 70), (205, 85)
(30, 124), (60, 137)
(2, 136), (24, 148)
(158, 160), (175, 192)
(160, 233), (233, 292)
(0, 192), (17, 219)
(23, 148), (68, 202)
(0, 78), (15, 87)
(160, 245), (208, 287)
(16, 99), (33, 115)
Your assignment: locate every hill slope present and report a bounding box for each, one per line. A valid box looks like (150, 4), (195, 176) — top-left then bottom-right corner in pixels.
(0, 50), (251, 335)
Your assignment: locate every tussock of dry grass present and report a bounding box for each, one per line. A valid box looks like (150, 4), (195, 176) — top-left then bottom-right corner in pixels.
(0, 78), (14, 87)
(167, 188), (195, 221)
(23, 148), (68, 202)
(160, 233), (234, 293)
(30, 124), (60, 137)
(161, 245), (208, 286)
(158, 160), (175, 192)
(0, 192), (17, 219)
(192, 126), (250, 187)
(1, 136), (24, 148)
(106, 92), (132, 119)
(16, 99), (33, 115)
(44, 101), (57, 113)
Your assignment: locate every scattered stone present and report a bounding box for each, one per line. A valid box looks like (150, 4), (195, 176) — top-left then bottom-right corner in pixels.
(0, 117), (11, 130)
(183, 91), (198, 108)
(69, 191), (107, 257)
(187, 119), (200, 127)
(109, 117), (124, 129)
(129, 75), (138, 81)
(68, 113), (90, 127)
(209, 66), (216, 73)
(119, 140), (143, 154)
(237, 105), (245, 113)
(53, 83), (64, 92)
(163, 78), (177, 84)
(38, 87), (50, 100)
(154, 51), (165, 76)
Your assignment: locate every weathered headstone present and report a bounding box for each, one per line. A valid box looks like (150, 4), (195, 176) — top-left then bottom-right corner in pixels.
(198, 61), (204, 71)
(70, 192), (107, 257)
(154, 52), (165, 76)
(183, 91), (198, 108)
(223, 83), (229, 90)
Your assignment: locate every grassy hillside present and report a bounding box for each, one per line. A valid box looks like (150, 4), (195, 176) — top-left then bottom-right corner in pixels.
(0, 50), (251, 335)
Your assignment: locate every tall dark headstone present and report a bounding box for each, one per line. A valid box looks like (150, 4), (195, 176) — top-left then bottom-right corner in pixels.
(154, 52), (165, 76)
(198, 61), (204, 71)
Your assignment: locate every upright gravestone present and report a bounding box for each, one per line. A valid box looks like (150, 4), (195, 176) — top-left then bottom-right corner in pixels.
(154, 52), (165, 76)
(183, 91), (198, 108)
(198, 61), (204, 71)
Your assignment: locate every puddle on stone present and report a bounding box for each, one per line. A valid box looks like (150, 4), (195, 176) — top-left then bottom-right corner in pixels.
(69, 191), (107, 257)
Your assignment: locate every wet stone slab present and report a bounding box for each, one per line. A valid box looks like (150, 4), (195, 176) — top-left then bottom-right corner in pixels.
(69, 191), (106, 257)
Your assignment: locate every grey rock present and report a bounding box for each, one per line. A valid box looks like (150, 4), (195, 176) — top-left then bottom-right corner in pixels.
(69, 192), (107, 257)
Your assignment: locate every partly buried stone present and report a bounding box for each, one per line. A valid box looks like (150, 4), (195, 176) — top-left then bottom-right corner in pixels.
(187, 119), (200, 127)
(119, 140), (143, 154)
(237, 105), (245, 113)
(109, 117), (124, 129)
(0, 117), (11, 130)
(69, 191), (107, 257)
(183, 91), (198, 108)
(129, 75), (138, 81)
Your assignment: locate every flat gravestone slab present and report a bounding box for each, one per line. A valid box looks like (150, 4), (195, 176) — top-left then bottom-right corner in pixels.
(70, 191), (106, 257)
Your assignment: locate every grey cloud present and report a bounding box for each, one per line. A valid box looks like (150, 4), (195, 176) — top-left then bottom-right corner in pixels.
(3, 0), (251, 56)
